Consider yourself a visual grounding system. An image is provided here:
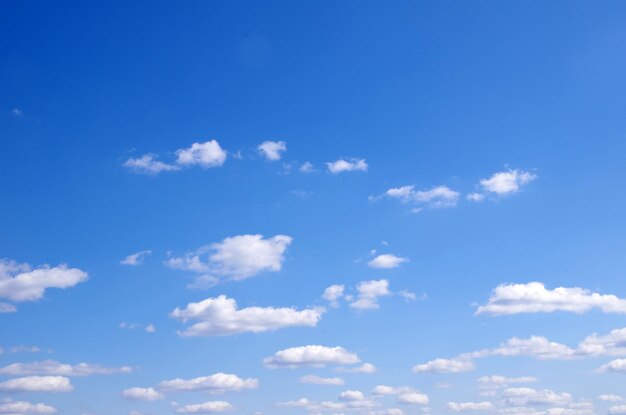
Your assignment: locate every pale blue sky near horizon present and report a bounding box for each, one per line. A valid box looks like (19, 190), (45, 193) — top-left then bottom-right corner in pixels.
(1, 1), (626, 415)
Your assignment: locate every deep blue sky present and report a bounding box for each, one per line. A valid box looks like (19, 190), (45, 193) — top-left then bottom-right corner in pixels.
(1, 2), (626, 415)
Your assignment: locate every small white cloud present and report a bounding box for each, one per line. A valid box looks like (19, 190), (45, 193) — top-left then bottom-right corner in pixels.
(367, 254), (408, 269)
(0, 400), (57, 414)
(342, 363), (377, 374)
(122, 387), (164, 401)
(0, 260), (88, 311)
(299, 161), (315, 173)
(350, 279), (391, 310)
(0, 360), (132, 377)
(501, 387), (571, 407)
(299, 375), (345, 385)
(412, 358), (475, 373)
(322, 284), (345, 307)
(159, 373), (258, 394)
(124, 154), (180, 175)
(0, 376), (73, 393)
(397, 290), (417, 301)
(447, 402), (494, 411)
(258, 141), (287, 161)
(610, 406), (626, 414)
(476, 282), (626, 315)
(166, 234), (292, 282)
(174, 401), (234, 414)
(264, 345), (360, 368)
(466, 192), (485, 202)
(175, 140), (227, 168)
(376, 185), (460, 210)
(170, 295), (323, 337)
(599, 395), (623, 402)
(327, 158), (368, 174)
(120, 250), (152, 266)
(145, 324), (156, 333)
(597, 359), (626, 373)
(478, 169), (537, 195)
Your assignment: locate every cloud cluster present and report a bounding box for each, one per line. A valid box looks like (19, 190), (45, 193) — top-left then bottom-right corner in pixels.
(170, 295), (324, 336)
(326, 158), (368, 174)
(263, 345), (361, 368)
(124, 140), (227, 174)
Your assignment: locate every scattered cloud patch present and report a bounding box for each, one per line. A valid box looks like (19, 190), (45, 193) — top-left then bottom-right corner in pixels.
(373, 185), (460, 211)
(0, 376), (73, 393)
(448, 402), (494, 411)
(124, 154), (180, 174)
(159, 373), (257, 394)
(174, 401), (234, 414)
(413, 358), (475, 373)
(468, 169), (537, 200)
(350, 280), (391, 310)
(0, 360), (132, 377)
(476, 282), (626, 315)
(0, 400), (57, 414)
(170, 295), (324, 336)
(367, 254), (408, 269)
(120, 250), (152, 266)
(122, 387), (164, 401)
(327, 158), (368, 174)
(299, 375), (345, 385)
(264, 345), (360, 368)
(258, 141), (286, 161)
(175, 140), (227, 168)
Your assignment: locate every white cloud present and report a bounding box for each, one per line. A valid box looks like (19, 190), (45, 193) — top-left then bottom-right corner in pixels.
(175, 401), (234, 414)
(398, 392), (429, 405)
(124, 154), (180, 174)
(576, 328), (626, 357)
(0, 260), (88, 308)
(300, 162), (315, 173)
(0, 360), (132, 376)
(478, 169), (537, 195)
(610, 406), (626, 414)
(145, 324), (156, 333)
(412, 358), (475, 373)
(339, 390), (365, 401)
(376, 185), (460, 210)
(170, 295), (324, 337)
(258, 141), (286, 161)
(0, 302), (16, 313)
(0, 400), (57, 414)
(175, 140), (227, 168)
(0, 376), (73, 393)
(398, 290), (417, 301)
(597, 359), (626, 373)
(599, 395), (623, 402)
(120, 250), (152, 266)
(159, 373), (258, 394)
(476, 282), (626, 315)
(342, 362), (377, 374)
(264, 345), (360, 368)
(166, 234), (292, 282)
(477, 375), (538, 392)
(322, 284), (345, 307)
(372, 386), (428, 405)
(501, 388), (572, 407)
(367, 254), (408, 269)
(327, 158), (368, 174)
(299, 375), (345, 385)
(448, 402), (494, 411)
(122, 387), (164, 401)
(350, 279), (391, 310)
(466, 193), (485, 202)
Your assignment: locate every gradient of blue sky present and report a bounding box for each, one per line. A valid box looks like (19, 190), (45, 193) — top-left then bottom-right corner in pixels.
(2, 1), (626, 415)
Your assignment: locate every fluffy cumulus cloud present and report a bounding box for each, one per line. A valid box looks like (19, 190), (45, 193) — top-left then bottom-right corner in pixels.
(122, 387), (164, 401)
(166, 234), (292, 282)
(299, 375), (345, 385)
(0, 400), (57, 414)
(124, 154), (180, 174)
(0, 260), (88, 310)
(175, 140), (227, 168)
(322, 284), (345, 307)
(448, 401), (495, 411)
(349, 279), (391, 310)
(469, 169), (537, 200)
(501, 388), (572, 407)
(598, 359), (626, 373)
(476, 282), (626, 315)
(374, 185), (460, 212)
(412, 358), (475, 373)
(174, 401), (234, 414)
(367, 254), (408, 269)
(326, 158), (368, 174)
(263, 345), (360, 368)
(0, 376), (73, 393)
(372, 386), (429, 405)
(0, 360), (132, 376)
(258, 140), (287, 161)
(159, 373), (258, 394)
(170, 295), (324, 336)
(120, 250), (152, 266)
(599, 395), (623, 402)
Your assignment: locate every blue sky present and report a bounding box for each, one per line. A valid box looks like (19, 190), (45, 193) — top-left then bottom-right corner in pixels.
(2, 1), (626, 415)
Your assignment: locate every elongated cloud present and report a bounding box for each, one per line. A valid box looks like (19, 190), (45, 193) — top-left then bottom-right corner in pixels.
(367, 254), (408, 269)
(120, 250), (152, 266)
(374, 185), (460, 212)
(175, 401), (234, 413)
(0, 376), (73, 393)
(176, 140), (227, 168)
(327, 158), (368, 174)
(170, 295), (324, 336)
(468, 169), (537, 200)
(264, 345), (360, 368)
(0, 360), (132, 376)
(124, 154), (180, 174)
(413, 358), (475, 373)
(598, 359), (626, 373)
(158, 373), (258, 393)
(0, 400), (57, 414)
(476, 282), (626, 315)
(0, 260), (88, 311)
(258, 141), (286, 161)
(299, 375), (345, 385)
(122, 387), (164, 401)
(166, 234), (292, 282)
(448, 402), (494, 411)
